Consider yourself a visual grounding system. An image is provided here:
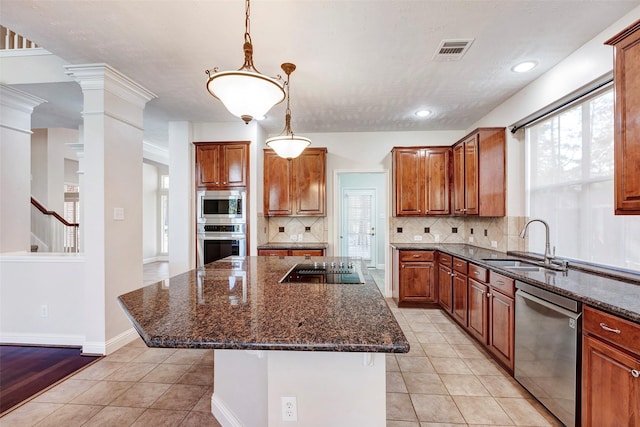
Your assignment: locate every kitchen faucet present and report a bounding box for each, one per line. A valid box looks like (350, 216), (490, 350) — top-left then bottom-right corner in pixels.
(519, 219), (554, 265)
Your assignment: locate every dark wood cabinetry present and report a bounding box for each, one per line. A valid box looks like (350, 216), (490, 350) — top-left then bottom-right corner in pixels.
(605, 20), (640, 215)
(437, 253), (453, 312)
(264, 147), (327, 217)
(582, 305), (640, 426)
(393, 250), (437, 307)
(194, 141), (249, 189)
(392, 147), (450, 216)
(452, 258), (468, 327)
(452, 128), (505, 216)
(487, 271), (515, 372)
(258, 248), (324, 256)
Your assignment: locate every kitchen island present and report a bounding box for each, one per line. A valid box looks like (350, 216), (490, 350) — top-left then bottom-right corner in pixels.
(118, 256), (409, 427)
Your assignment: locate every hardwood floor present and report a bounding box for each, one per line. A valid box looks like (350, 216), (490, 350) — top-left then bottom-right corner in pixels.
(0, 345), (101, 415)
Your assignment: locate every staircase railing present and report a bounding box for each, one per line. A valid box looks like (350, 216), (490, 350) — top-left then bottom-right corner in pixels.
(31, 197), (79, 253)
(0, 25), (39, 50)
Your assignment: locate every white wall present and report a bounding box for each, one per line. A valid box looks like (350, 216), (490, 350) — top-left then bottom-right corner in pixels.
(143, 162), (159, 261)
(0, 254), (85, 346)
(31, 128), (49, 204)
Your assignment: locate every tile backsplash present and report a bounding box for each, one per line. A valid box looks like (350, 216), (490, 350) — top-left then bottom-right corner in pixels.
(258, 216), (327, 245)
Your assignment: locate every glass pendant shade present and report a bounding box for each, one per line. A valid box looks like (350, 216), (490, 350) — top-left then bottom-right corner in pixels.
(266, 135), (311, 159)
(207, 70), (285, 123)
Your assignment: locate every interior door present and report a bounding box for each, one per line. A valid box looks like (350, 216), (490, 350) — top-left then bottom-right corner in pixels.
(341, 189), (376, 268)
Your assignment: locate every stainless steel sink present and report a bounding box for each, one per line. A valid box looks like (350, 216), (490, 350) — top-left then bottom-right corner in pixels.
(481, 259), (545, 272)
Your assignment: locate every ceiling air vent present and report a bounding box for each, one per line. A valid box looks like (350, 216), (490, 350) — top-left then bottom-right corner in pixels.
(432, 39), (474, 61)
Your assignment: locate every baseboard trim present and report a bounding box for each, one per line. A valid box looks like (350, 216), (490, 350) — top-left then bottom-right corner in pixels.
(211, 393), (242, 427)
(0, 333), (84, 347)
(82, 327), (139, 355)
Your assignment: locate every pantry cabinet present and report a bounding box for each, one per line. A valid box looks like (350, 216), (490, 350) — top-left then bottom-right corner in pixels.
(264, 147), (327, 216)
(194, 141), (249, 189)
(392, 147), (451, 216)
(451, 128), (506, 217)
(605, 20), (640, 215)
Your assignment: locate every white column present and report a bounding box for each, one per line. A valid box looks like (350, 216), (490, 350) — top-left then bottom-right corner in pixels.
(168, 121), (194, 276)
(0, 84), (46, 253)
(65, 64), (157, 354)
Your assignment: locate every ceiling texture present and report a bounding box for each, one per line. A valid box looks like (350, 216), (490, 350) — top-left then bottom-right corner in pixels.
(1, 0), (638, 149)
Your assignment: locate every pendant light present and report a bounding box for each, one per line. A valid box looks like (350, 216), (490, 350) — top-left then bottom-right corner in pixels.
(205, 0), (285, 124)
(266, 63), (311, 159)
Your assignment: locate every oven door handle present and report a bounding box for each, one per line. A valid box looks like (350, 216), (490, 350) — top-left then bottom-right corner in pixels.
(197, 234), (246, 241)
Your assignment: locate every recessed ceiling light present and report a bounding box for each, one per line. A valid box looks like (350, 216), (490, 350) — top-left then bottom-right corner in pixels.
(415, 110), (431, 118)
(512, 61), (537, 73)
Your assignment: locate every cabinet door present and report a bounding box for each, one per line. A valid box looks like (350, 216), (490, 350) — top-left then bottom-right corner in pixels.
(264, 150), (293, 216)
(464, 135), (479, 215)
(196, 144), (220, 188)
(452, 272), (468, 327)
(399, 261), (436, 303)
(582, 334), (640, 427)
(606, 22), (640, 214)
(257, 249), (289, 256)
(290, 249), (324, 257)
(452, 143), (465, 215)
(488, 289), (515, 372)
(438, 263), (453, 312)
(468, 278), (489, 344)
(394, 148), (425, 216)
(221, 144), (248, 187)
(425, 148), (450, 215)
(294, 149), (326, 216)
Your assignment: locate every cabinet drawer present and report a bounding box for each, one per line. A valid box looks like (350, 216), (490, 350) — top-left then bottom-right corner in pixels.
(453, 258), (468, 274)
(469, 264), (488, 283)
(400, 250), (434, 262)
(489, 271), (514, 297)
(583, 305), (640, 355)
(438, 253), (453, 267)
(258, 249), (289, 256)
(290, 249), (324, 257)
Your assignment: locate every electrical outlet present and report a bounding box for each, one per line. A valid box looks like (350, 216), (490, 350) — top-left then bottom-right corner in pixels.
(40, 304), (48, 318)
(413, 235), (422, 241)
(281, 396), (297, 421)
(434, 234), (440, 243)
(468, 236), (474, 243)
(491, 240), (498, 248)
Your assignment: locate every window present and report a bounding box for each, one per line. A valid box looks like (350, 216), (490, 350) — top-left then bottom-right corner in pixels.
(525, 88), (640, 271)
(64, 184), (80, 252)
(159, 174), (169, 254)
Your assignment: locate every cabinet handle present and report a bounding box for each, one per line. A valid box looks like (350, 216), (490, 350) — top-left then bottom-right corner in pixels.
(401, 264), (405, 269)
(599, 323), (621, 334)
(487, 293), (492, 298)
(413, 254), (420, 258)
(632, 370), (640, 378)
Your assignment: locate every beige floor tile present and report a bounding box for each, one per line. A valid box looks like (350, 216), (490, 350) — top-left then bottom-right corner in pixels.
(82, 406), (145, 426)
(403, 373), (448, 395)
(433, 323), (463, 334)
(125, 337), (149, 348)
(386, 354), (400, 372)
(419, 423), (468, 426)
(430, 357), (472, 375)
(410, 394), (465, 423)
(443, 332), (474, 345)
(387, 371), (408, 393)
(386, 392), (418, 421)
(197, 350), (214, 366)
(109, 382), (172, 408)
(420, 342), (458, 358)
(397, 356), (436, 373)
(104, 362), (158, 382)
(403, 330), (419, 342)
(0, 402), (63, 426)
(386, 421), (420, 427)
(107, 346), (148, 363)
(151, 384), (209, 411)
(163, 350), (209, 365)
(72, 360), (126, 381)
(33, 404), (102, 427)
(141, 363), (192, 383)
(179, 410), (222, 426)
(495, 397), (560, 426)
(400, 343), (427, 357)
(134, 348), (178, 364)
(452, 395), (513, 425)
(70, 380), (134, 405)
(33, 379), (99, 404)
(191, 388), (213, 413)
(451, 343), (486, 359)
(414, 332), (448, 344)
(462, 358), (504, 376)
(440, 374), (491, 396)
(477, 375), (530, 398)
(131, 408), (189, 426)
(177, 365), (214, 386)
(411, 323), (441, 333)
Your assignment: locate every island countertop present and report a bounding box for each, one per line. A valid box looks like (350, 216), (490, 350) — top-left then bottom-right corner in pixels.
(118, 256), (409, 353)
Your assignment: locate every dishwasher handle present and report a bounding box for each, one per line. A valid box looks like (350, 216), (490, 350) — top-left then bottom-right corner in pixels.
(516, 289), (582, 321)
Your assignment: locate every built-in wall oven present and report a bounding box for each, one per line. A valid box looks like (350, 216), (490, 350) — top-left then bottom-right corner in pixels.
(197, 223), (246, 266)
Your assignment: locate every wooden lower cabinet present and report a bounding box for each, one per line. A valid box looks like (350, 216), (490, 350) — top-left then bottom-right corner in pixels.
(395, 250), (437, 307)
(437, 254), (453, 312)
(467, 278), (489, 344)
(258, 248), (324, 256)
(488, 289), (515, 372)
(452, 258), (468, 327)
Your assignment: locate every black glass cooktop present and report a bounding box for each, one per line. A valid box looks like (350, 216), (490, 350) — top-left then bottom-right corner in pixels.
(279, 263), (365, 284)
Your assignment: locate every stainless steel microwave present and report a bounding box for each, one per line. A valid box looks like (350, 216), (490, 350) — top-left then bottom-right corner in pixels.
(197, 190), (246, 223)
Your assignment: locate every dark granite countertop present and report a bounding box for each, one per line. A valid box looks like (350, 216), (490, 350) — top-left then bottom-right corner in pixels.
(118, 256), (409, 353)
(257, 242), (328, 250)
(391, 243), (640, 323)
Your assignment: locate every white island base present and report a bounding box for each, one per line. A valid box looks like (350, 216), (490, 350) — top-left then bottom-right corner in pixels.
(212, 349), (386, 427)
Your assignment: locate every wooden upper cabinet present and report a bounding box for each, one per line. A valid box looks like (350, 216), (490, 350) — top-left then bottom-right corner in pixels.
(263, 147), (326, 217)
(194, 141), (249, 189)
(606, 20), (640, 215)
(452, 128), (505, 217)
(392, 146), (450, 216)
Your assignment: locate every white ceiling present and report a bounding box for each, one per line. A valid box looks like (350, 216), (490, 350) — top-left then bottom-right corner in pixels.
(1, 0), (638, 148)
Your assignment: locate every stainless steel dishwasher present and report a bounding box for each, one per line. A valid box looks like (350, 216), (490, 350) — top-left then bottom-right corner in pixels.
(514, 281), (581, 427)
